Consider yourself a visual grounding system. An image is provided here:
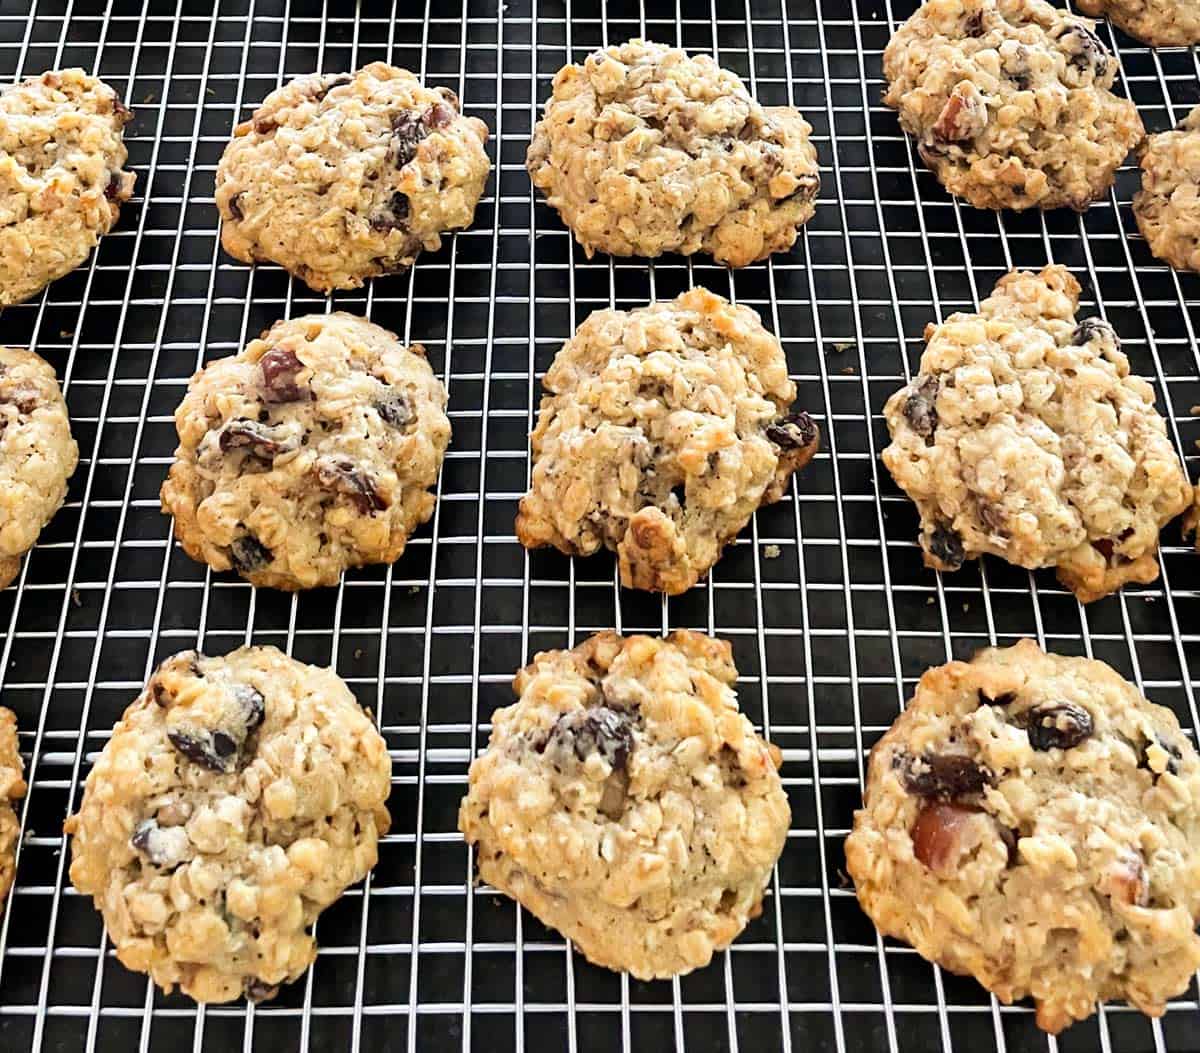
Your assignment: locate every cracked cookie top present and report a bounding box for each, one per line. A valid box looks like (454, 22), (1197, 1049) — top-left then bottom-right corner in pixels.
(845, 639), (1200, 1033)
(1134, 105), (1200, 272)
(215, 62), (490, 293)
(516, 287), (819, 595)
(883, 0), (1144, 211)
(458, 630), (790, 980)
(0, 68), (135, 306)
(160, 312), (450, 591)
(881, 265), (1191, 603)
(0, 346), (79, 589)
(65, 646), (392, 1004)
(1076, 0), (1200, 47)
(0, 709), (25, 911)
(527, 39), (820, 267)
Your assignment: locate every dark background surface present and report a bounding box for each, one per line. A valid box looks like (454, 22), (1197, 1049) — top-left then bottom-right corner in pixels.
(0, 0), (1198, 1049)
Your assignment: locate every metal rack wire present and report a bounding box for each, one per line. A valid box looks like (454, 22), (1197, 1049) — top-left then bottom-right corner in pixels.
(0, 0), (1197, 1049)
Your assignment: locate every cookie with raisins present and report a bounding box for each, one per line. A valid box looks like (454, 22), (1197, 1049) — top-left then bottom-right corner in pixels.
(65, 646), (391, 1003)
(215, 63), (490, 293)
(883, 0), (1143, 211)
(459, 631), (790, 979)
(1134, 105), (1200, 273)
(882, 265), (1190, 603)
(845, 639), (1200, 1033)
(1076, 0), (1200, 47)
(0, 709), (25, 911)
(161, 312), (449, 590)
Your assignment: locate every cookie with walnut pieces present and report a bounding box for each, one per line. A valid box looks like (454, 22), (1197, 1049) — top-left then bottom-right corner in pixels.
(516, 287), (819, 595)
(527, 39), (820, 267)
(160, 312), (450, 591)
(0, 346), (79, 589)
(0, 68), (135, 306)
(459, 630), (790, 980)
(65, 646), (392, 1004)
(883, 0), (1144, 211)
(215, 62), (490, 293)
(1076, 0), (1200, 47)
(0, 709), (26, 911)
(882, 265), (1191, 603)
(1134, 105), (1200, 272)
(845, 639), (1200, 1034)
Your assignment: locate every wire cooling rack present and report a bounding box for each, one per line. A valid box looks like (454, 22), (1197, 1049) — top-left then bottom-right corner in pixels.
(0, 0), (1199, 1051)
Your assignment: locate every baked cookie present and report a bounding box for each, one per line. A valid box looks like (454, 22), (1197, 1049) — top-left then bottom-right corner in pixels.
(459, 630), (790, 979)
(1134, 106), (1200, 271)
(215, 63), (490, 293)
(160, 312), (450, 591)
(882, 265), (1191, 603)
(0, 709), (27, 910)
(65, 646), (392, 1003)
(0, 346), (79, 588)
(516, 288), (819, 594)
(1076, 0), (1200, 47)
(845, 639), (1200, 1033)
(883, 0), (1144, 211)
(0, 68), (135, 306)
(527, 39), (820, 268)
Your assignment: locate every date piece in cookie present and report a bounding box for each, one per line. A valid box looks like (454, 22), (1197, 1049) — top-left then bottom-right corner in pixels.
(883, 0), (1144, 211)
(0, 346), (79, 588)
(65, 646), (392, 1004)
(0, 68), (135, 306)
(527, 39), (820, 268)
(160, 312), (450, 591)
(215, 63), (490, 293)
(845, 639), (1200, 1033)
(1076, 0), (1200, 47)
(0, 708), (27, 911)
(1134, 106), (1200, 272)
(882, 265), (1191, 603)
(516, 287), (819, 595)
(459, 630), (790, 979)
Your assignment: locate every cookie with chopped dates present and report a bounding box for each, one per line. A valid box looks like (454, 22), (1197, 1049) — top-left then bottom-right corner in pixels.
(516, 287), (819, 595)
(882, 265), (1191, 603)
(1134, 106), (1200, 272)
(65, 646), (392, 1003)
(527, 39), (820, 267)
(160, 312), (450, 590)
(1076, 0), (1200, 47)
(845, 638), (1200, 1033)
(0, 708), (26, 910)
(0, 68), (135, 305)
(883, 0), (1144, 211)
(0, 346), (79, 588)
(214, 62), (490, 293)
(459, 630), (790, 979)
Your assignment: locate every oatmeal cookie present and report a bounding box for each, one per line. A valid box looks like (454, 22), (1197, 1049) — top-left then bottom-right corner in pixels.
(215, 63), (490, 293)
(845, 639), (1200, 1033)
(160, 312), (450, 591)
(1076, 0), (1200, 47)
(0, 709), (26, 910)
(1134, 106), (1200, 272)
(0, 346), (79, 588)
(883, 0), (1144, 211)
(0, 68), (135, 306)
(526, 39), (820, 268)
(516, 288), (819, 595)
(65, 646), (392, 1003)
(882, 265), (1191, 603)
(459, 630), (790, 979)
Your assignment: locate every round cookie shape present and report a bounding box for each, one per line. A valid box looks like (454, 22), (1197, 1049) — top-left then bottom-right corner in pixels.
(883, 0), (1144, 212)
(0, 346), (79, 588)
(526, 39), (820, 268)
(215, 63), (490, 293)
(1134, 106), (1200, 272)
(0, 708), (27, 910)
(160, 312), (450, 591)
(0, 68), (135, 306)
(517, 288), (819, 595)
(882, 265), (1191, 603)
(845, 639), (1200, 1033)
(458, 630), (790, 979)
(65, 646), (392, 1003)
(1076, 0), (1200, 47)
